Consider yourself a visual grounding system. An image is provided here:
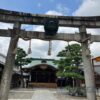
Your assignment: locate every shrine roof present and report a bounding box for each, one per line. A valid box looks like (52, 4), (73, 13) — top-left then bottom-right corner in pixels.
(23, 58), (58, 69)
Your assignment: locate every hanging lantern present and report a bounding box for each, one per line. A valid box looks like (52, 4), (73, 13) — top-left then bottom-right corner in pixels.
(27, 39), (32, 54)
(44, 18), (58, 36)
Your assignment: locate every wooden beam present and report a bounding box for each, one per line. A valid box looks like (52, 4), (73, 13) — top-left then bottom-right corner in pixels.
(0, 29), (11, 37)
(0, 29), (81, 41)
(91, 35), (100, 42)
(0, 9), (100, 28)
(1, 29), (100, 42)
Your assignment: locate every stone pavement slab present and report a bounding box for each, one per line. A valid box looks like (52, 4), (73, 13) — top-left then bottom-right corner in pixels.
(9, 99), (30, 100)
(31, 89), (58, 100)
(8, 88), (100, 100)
(8, 89), (34, 99)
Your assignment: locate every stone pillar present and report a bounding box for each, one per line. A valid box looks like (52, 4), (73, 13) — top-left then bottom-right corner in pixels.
(79, 26), (96, 100)
(0, 22), (21, 100)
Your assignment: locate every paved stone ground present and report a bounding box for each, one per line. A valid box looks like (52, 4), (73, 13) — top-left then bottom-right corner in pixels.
(8, 89), (34, 100)
(32, 89), (57, 100)
(8, 88), (100, 100)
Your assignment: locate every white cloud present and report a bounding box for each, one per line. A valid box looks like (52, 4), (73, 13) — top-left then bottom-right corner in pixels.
(56, 4), (69, 15)
(46, 10), (62, 16)
(74, 0), (100, 16)
(0, 37), (10, 56)
(58, 27), (78, 33)
(90, 42), (100, 57)
(0, 22), (13, 29)
(34, 26), (44, 32)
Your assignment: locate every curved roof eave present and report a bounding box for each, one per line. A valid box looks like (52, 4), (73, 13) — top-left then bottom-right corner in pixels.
(30, 63), (57, 70)
(23, 63), (58, 70)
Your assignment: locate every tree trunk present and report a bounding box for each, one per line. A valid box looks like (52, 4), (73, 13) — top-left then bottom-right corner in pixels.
(19, 66), (24, 88)
(0, 22), (21, 100)
(76, 79), (80, 87)
(72, 77), (75, 88)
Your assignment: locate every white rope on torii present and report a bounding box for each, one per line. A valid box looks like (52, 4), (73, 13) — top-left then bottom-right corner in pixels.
(48, 40), (52, 55)
(27, 39), (32, 54)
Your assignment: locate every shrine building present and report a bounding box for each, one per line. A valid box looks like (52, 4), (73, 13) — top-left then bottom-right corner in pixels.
(22, 58), (58, 88)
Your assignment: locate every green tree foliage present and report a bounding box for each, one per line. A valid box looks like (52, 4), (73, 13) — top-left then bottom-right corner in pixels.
(15, 47), (33, 87)
(55, 43), (84, 80)
(15, 47), (33, 66)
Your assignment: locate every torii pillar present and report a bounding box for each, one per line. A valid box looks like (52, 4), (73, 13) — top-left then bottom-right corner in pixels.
(0, 22), (21, 100)
(79, 26), (96, 100)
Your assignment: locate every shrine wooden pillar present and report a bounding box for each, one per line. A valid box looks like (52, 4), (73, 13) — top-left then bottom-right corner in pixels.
(0, 22), (21, 100)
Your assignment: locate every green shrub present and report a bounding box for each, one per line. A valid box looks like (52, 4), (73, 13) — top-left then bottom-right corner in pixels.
(66, 86), (86, 97)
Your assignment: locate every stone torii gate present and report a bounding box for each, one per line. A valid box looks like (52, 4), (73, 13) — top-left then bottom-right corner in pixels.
(0, 9), (100, 100)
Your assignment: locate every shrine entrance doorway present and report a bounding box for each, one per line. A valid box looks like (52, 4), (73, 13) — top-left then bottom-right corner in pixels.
(30, 64), (57, 83)
(25, 64), (57, 88)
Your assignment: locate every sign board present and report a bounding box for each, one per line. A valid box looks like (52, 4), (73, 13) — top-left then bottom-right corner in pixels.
(93, 56), (100, 62)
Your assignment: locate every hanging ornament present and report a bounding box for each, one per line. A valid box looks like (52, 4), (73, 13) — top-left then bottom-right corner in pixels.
(44, 18), (58, 36)
(48, 40), (52, 55)
(27, 39), (32, 54)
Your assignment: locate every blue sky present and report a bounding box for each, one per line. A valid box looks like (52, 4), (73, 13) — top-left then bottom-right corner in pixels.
(0, 0), (83, 15)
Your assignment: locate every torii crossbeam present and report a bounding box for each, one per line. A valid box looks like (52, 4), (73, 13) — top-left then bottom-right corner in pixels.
(0, 9), (100, 28)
